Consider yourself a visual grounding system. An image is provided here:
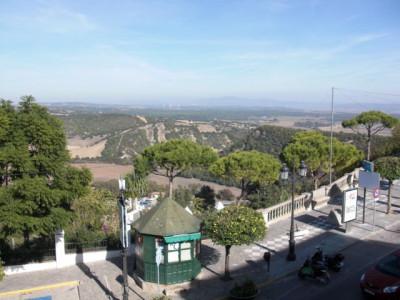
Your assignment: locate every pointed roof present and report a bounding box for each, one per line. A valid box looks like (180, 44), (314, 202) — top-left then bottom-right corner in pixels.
(132, 197), (201, 237)
(215, 201), (225, 211)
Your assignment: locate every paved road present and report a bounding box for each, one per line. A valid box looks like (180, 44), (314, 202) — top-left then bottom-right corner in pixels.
(258, 220), (400, 300)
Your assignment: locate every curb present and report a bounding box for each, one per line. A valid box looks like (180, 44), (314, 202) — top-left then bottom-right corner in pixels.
(0, 280), (79, 297)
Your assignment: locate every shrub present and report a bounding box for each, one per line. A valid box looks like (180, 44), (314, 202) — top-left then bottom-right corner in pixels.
(0, 257), (4, 281)
(217, 188), (235, 201)
(230, 278), (257, 297)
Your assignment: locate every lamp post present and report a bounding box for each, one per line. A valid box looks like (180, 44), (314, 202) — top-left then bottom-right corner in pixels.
(118, 177), (129, 300)
(280, 158), (307, 261)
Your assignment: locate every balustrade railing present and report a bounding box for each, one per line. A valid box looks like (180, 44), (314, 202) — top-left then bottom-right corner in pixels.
(260, 169), (358, 225)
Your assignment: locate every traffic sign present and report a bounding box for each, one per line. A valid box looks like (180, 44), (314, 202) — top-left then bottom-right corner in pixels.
(362, 160), (374, 172)
(373, 187), (380, 198)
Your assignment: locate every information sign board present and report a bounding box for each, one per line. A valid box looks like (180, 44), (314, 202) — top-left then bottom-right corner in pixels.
(359, 170), (380, 190)
(342, 188), (358, 223)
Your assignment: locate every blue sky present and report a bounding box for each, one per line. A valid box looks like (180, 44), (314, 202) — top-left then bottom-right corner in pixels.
(0, 0), (399, 106)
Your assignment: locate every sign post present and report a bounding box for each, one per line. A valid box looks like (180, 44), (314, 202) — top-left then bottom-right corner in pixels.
(359, 171), (380, 224)
(372, 187), (380, 232)
(156, 246), (162, 293)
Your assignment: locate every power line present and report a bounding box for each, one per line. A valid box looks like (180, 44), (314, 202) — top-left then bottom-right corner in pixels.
(335, 89), (376, 112)
(335, 88), (400, 99)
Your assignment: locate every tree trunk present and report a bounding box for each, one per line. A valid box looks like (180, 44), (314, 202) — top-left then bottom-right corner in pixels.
(23, 231), (30, 249)
(314, 178), (318, 190)
(387, 181), (392, 215)
(169, 176), (173, 200)
(223, 245), (233, 281)
(367, 138), (371, 161)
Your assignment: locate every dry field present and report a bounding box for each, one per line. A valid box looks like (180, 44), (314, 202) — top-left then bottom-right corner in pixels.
(72, 163), (133, 181)
(67, 136), (107, 158)
(72, 162), (241, 197)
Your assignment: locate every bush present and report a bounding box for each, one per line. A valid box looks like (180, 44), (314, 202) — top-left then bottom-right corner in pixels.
(230, 278), (257, 297)
(217, 188), (235, 201)
(66, 227), (106, 249)
(0, 257), (4, 281)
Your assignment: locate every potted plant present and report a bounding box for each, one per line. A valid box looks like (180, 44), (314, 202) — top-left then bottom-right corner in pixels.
(230, 278), (259, 300)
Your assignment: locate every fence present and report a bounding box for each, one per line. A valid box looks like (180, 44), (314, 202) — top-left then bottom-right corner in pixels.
(3, 230), (134, 275)
(259, 169), (358, 225)
(1, 248), (55, 266)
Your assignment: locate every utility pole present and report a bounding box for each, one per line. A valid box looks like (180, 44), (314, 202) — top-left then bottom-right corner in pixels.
(118, 178), (129, 300)
(329, 87), (334, 186)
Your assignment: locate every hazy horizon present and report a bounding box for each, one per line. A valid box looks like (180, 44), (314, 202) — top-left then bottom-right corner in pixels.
(1, 0), (399, 107)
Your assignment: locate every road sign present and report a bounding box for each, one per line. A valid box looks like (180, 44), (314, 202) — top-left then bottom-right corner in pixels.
(359, 170), (380, 190)
(362, 160), (374, 172)
(373, 187), (380, 198)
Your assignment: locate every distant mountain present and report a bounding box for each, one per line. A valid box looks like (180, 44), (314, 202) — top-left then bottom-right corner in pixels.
(41, 98), (400, 115)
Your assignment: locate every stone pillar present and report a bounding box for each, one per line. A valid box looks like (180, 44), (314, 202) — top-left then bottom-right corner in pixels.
(55, 229), (65, 268)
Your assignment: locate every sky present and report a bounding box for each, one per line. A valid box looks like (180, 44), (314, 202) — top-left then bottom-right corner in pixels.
(0, 0), (399, 106)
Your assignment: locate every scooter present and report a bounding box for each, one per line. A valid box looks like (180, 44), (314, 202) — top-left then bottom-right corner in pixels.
(298, 255), (330, 285)
(324, 252), (345, 272)
(311, 246), (345, 272)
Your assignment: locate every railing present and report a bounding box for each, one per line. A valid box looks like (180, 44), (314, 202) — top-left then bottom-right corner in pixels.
(259, 193), (311, 225)
(259, 169), (358, 225)
(65, 239), (121, 254)
(1, 248), (56, 266)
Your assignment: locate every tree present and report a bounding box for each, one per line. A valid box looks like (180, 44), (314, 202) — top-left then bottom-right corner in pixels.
(281, 131), (363, 189)
(204, 205), (267, 280)
(247, 183), (290, 209)
(209, 150), (281, 201)
(342, 111), (398, 161)
(124, 171), (148, 199)
(217, 188), (235, 201)
(0, 96), (92, 242)
(133, 139), (218, 199)
(195, 185), (216, 209)
(173, 186), (194, 208)
(389, 122), (400, 155)
(374, 156), (400, 215)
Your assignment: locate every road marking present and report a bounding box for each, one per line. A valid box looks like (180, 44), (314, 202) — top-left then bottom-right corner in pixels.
(0, 280), (79, 296)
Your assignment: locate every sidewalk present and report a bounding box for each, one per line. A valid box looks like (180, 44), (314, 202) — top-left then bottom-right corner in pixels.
(0, 186), (399, 300)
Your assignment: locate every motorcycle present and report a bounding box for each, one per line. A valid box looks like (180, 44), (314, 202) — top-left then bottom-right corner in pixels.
(311, 246), (345, 272)
(298, 255), (330, 285)
(324, 252), (345, 272)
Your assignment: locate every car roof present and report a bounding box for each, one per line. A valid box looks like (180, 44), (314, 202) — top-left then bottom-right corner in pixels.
(392, 249), (400, 257)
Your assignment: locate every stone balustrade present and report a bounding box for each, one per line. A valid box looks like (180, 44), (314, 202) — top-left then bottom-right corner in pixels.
(260, 168), (360, 225)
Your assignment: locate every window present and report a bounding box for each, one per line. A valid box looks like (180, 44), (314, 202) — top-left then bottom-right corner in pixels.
(166, 241), (194, 263)
(168, 243), (180, 263)
(181, 242), (191, 261)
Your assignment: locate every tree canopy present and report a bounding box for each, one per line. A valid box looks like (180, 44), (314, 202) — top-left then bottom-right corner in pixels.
(209, 150), (281, 200)
(281, 131), (363, 188)
(0, 96), (92, 241)
(342, 111), (398, 160)
(374, 156), (400, 214)
(133, 139), (218, 199)
(205, 205), (267, 280)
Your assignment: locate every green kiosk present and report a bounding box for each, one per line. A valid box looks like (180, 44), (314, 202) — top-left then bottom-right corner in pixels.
(133, 197), (202, 285)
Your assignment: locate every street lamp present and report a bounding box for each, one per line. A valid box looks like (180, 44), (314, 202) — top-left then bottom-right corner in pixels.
(118, 177), (129, 300)
(280, 158), (307, 261)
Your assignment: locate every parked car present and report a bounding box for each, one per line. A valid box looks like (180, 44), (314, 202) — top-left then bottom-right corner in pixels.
(360, 249), (400, 299)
